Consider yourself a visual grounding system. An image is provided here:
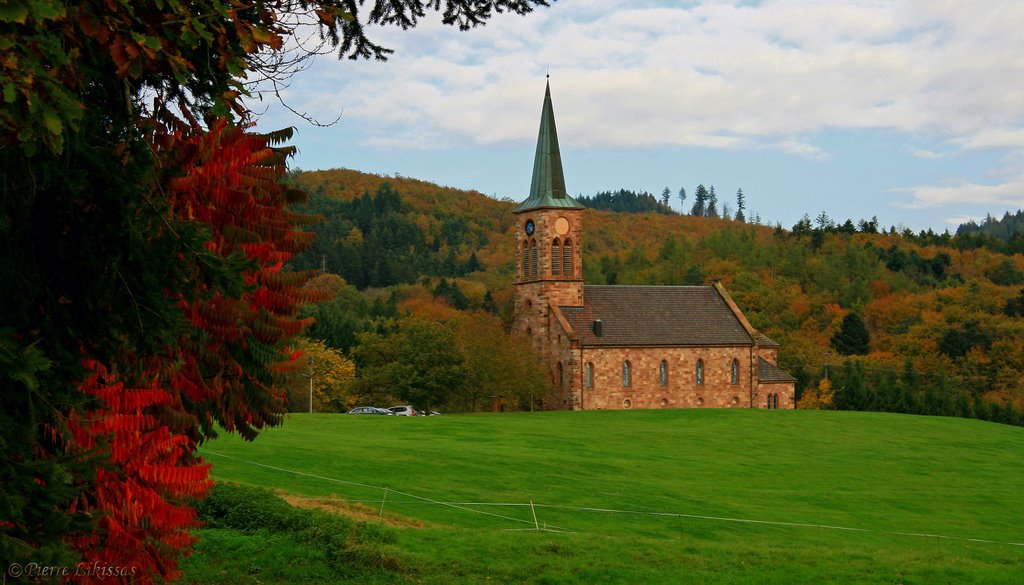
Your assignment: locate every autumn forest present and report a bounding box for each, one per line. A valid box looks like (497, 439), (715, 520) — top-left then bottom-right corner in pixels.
(286, 168), (1024, 425)
(3, 0), (1023, 582)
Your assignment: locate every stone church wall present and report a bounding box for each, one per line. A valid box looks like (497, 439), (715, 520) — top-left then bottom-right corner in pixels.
(567, 345), (760, 411)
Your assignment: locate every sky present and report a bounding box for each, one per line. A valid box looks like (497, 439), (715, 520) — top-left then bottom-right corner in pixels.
(252, 1), (1024, 233)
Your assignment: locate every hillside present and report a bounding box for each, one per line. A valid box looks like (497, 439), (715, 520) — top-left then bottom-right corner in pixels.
(185, 410), (1024, 584)
(285, 168), (1024, 424)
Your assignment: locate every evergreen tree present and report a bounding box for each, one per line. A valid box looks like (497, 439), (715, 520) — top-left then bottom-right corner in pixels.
(690, 184), (708, 217)
(938, 321), (992, 359)
(815, 211), (835, 231)
(706, 185), (719, 218)
(577, 189), (673, 214)
(735, 188), (746, 222)
(792, 214), (813, 237)
(858, 216), (879, 234)
(678, 187), (687, 210)
(1005, 288), (1024, 318)
(832, 359), (868, 410)
(661, 186), (672, 207)
(683, 265), (704, 285)
(830, 313), (871, 356)
(465, 251), (483, 273)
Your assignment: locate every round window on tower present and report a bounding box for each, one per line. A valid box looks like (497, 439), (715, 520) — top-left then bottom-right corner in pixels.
(554, 217), (570, 236)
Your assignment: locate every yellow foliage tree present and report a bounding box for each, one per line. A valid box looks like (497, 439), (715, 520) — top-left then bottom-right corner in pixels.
(283, 338), (357, 412)
(798, 378), (835, 410)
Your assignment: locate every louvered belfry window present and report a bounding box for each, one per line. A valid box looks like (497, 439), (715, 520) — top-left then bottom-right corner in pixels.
(562, 238), (573, 277)
(522, 241), (529, 279)
(551, 239), (561, 275)
(530, 239), (538, 278)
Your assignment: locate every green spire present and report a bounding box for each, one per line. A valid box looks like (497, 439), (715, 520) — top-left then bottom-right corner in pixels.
(514, 80), (584, 213)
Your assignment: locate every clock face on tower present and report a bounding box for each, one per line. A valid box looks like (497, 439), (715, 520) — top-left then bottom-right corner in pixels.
(524, 219), (535, 236)
(554, 217), (570, 235)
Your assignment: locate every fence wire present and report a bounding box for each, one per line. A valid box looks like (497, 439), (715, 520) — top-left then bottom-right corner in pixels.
(201, 449), (1024, 548)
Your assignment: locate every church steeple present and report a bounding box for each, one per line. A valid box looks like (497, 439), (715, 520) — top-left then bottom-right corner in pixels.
(513, 79), (586, 379)
(514, 80), (584, 213)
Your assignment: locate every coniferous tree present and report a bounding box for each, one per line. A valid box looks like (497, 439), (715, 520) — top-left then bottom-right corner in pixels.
(678, 187), (687, 210)
(661, 187), (672, 207)
(831, 313), (871, 356)
(735, 188), (746, 222)
(690, 184), (708, 217)
(938, 321), (992, 359)
(684, 265), (704, 285)
(706, 185), (719, 218)
(1005, 288), (1024, 318)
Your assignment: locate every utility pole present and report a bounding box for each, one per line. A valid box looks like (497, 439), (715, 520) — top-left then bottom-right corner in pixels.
(304, 356), (315, 414)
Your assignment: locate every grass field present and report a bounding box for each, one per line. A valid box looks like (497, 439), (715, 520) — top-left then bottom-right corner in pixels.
(183, 409), (1024, 583)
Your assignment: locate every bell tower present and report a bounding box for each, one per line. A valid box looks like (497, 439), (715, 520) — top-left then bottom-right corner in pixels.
(514, 80), (585, 359)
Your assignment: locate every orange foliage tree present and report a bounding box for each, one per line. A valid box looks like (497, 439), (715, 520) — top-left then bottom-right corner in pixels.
(2, 0), (553, 580)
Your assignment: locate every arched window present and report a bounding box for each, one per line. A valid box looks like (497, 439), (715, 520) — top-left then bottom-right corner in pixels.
(731, 359), (739, 385)
(557, 362), (564, 388)
(696, 359), (704, 386)
(585, 362), (593, 388)
(522, 241), (529, 279)
(562, 238), (573, 277)
(529, 239), (538, 278)
(659, 360), (668, 386)
(773, 393), (779, 409)
(551, 238), (561, 275)
(623, 361), (631, 387)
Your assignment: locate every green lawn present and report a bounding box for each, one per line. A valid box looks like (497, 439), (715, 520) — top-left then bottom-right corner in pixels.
(184, 409), (1024, 583)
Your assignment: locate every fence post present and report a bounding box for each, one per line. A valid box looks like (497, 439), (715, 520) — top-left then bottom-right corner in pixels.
(380, 487), (389, 517)
(530, 500), (540, 531)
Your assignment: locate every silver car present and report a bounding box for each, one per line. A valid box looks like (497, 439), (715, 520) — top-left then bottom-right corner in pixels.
(347, 406), (393, 415)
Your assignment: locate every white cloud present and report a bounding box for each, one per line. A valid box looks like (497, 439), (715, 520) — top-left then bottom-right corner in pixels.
(263, 0), (1024, 225)
(943, 213), (986, 227)
(276, 1), (1022, 156)
(770, 139), (830, 161)
(911, 149), (946, 160)
(893, 178), (1024, 209)
(954, 129), (1024, 151)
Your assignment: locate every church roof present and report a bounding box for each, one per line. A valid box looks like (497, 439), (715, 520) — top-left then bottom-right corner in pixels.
(514, 80), (585, 213)
(758, 357), (798, 383)
(560, 285), (756, 347)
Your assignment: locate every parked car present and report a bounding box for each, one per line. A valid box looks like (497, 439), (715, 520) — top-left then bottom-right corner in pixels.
(387, 405), (416, 416)
(347, 406), (393, 415)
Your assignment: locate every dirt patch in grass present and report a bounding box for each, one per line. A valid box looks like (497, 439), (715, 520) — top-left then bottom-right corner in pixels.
(280, 493), (434, 528)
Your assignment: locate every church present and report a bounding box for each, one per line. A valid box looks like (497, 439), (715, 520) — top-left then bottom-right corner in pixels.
(513, 81), (796, 411)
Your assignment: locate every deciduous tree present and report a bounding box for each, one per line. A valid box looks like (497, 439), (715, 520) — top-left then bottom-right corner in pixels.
(1, 0), (551, 577)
